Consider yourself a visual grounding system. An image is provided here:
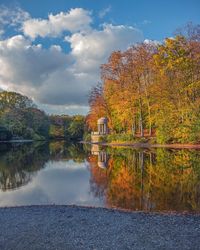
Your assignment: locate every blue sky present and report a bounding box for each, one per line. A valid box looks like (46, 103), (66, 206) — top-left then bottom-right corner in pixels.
(0, 0), (199, 114)
(2, 0), (200, 40)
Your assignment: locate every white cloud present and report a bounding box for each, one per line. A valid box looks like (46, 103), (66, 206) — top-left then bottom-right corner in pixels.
(99, 6), (112, 18)
(39, 103), (89, 115)
(144, 39), (160, 45)
(0, 5), (30, 36)
(142, 20), (152, 25)
(0, 8), (143, 114)
(0, 35), (70, 100)
(0, 29), (4, 37)
(0, 160), (103, 207)
(23, 8), (92, 39)
(67, 24), (143, 74)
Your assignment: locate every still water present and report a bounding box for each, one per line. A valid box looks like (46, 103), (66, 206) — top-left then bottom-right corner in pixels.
(0, 141), (200, 212)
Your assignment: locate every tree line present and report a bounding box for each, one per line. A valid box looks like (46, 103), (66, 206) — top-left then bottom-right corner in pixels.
(0, 91), (85, 141)
(86, 23), (200, 143)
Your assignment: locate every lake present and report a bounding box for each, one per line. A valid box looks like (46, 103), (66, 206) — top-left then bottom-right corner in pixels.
(0, 141), (200, 212)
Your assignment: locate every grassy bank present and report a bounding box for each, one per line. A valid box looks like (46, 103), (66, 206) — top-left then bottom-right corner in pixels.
(99, 134), (153, 144)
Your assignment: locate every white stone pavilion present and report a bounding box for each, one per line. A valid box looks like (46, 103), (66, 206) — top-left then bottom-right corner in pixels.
(91, 117), (108, 142)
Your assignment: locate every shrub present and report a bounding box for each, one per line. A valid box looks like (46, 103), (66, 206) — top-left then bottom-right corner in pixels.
(83, 132), (91, 142)
(106, 133), (134, 143)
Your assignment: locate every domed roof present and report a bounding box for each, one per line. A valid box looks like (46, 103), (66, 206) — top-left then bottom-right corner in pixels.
(97, 117), (108, 124)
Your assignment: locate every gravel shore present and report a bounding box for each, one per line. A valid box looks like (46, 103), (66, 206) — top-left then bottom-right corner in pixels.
(0, 205), (200, 250)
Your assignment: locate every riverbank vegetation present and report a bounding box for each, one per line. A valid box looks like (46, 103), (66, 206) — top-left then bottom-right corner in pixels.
(0, 91), (85, 141)
(86, 23), (200, 144)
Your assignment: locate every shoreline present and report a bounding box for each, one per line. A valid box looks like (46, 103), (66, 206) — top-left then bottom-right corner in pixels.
(1, 140), (200, 149)
(1, 204), (200, 215)
(0, 138), (81, 143)
(82, 141), (200, 149)
(0, 139), (34, 143)
(0, 205), (199, 249)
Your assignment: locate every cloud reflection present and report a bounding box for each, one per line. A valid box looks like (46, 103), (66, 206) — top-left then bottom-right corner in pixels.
(0, 160), (104, 207)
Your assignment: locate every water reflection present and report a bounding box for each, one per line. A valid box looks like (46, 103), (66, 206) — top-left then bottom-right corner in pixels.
(91, 144), (108, 169)
(0, 142), (102, 207)
(0, 142), (49, 191)
(0, 142), (200, 212)
(88, 147), (200, 212)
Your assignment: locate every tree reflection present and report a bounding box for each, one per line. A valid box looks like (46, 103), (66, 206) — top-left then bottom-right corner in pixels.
(49, 141), (86, 162)
(0, 142), (49, 191)
(89, 144), (109, 198)
(2, 141), (200, 212)
(0, 141), (87, 191)
(88, 147), (200, 212)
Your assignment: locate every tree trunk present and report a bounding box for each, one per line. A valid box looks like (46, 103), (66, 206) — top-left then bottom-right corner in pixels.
(137, 77), (144, 137)
(131, 115), (136, 136)
(139, 151), (144, 210)
(139, 97), (144, 137)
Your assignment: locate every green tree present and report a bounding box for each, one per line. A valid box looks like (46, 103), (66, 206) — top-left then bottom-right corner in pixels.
(67, 115), (85, 140)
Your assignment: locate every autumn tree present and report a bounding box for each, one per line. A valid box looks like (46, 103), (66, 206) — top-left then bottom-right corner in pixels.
(86, 84), (107, 131)
(87, 23), (200, 144)
(154, 35), (200, 143)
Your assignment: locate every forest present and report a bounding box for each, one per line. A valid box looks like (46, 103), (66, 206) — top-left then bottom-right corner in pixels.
(86, 23), (200, 144)
(0, 91), (85, 141)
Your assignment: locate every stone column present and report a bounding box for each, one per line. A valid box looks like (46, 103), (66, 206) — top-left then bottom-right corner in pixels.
(98, 124), (100, 134)
(102, 123), (105, 134)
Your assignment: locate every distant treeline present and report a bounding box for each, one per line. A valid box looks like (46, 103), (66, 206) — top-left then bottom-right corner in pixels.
(0, 91), (85, 141)
(86, 23), (200, 143)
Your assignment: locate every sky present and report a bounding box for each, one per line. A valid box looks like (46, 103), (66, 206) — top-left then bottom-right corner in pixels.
(0, 0), (199, 115)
